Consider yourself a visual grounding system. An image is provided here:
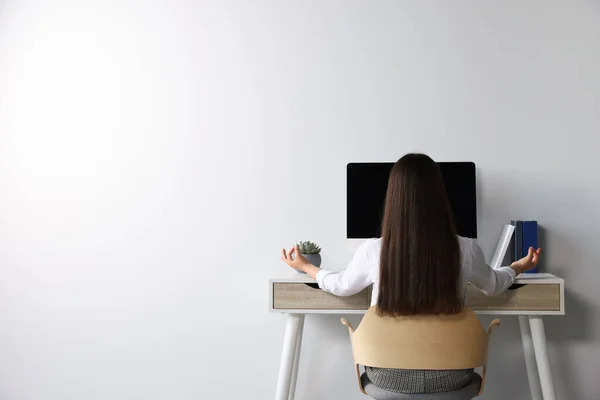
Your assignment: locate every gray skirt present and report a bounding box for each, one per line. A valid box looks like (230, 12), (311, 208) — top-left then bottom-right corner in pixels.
(365, 367), (474, 394)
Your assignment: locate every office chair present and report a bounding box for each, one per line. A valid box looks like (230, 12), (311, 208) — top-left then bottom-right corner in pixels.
(341, 307), (500, 400)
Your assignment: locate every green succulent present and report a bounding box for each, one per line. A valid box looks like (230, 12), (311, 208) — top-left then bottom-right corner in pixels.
(297, 241), (321, 254)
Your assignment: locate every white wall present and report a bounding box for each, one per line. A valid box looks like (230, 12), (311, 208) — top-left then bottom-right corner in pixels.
(1, 1), (599, 399)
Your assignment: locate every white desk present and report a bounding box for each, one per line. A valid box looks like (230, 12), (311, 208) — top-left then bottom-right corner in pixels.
(269, 273), (564, 400)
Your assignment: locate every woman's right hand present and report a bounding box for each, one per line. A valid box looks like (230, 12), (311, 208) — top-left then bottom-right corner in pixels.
(281, 246), (312, 272)
(510, 247), (542, 275)
(281, 245), (321, 279)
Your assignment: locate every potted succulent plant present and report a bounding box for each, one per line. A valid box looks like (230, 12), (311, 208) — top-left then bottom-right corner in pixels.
(297, 241), (322, 270)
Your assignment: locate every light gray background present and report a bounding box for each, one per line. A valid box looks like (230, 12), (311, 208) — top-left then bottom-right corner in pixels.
(1, 1), (598, 399)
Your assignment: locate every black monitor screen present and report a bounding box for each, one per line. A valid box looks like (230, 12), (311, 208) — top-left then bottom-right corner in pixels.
(347, 162), (477, 238)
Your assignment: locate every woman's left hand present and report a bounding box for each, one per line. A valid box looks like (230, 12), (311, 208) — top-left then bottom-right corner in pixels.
(281, 245), (312, 272)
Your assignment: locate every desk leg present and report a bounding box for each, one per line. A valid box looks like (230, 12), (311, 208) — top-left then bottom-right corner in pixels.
(519, 316), (543, 400)
(275, 314), (302, 400)
(288, 314), (305, 400)
(529, 316), (557, 400)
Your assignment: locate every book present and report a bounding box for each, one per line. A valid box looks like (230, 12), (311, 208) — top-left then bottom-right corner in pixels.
(514, 220), (523, 263)
(491, 224), (516, 269)
(509, 220), (517, 263)
(522, 221), (538, 273)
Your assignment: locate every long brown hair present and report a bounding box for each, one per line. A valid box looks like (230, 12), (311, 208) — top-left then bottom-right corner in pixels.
(377, 153), (462, 317)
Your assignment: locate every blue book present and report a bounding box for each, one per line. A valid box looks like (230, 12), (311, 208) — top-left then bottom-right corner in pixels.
(522, 221), (538, 273)
(514, 220), (523, 263)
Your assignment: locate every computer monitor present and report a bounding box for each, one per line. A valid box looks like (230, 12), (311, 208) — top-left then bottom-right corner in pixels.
(347, 162), (477, 239)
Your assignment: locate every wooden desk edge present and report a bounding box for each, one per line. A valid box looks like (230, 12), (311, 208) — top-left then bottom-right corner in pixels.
(269, 308), (565, 315)
(270, 274), (564, 285)
(269, 274), (565, 316)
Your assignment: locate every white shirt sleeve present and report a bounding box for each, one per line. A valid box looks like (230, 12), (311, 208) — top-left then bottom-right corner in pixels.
(468, 240), (516, 295)
(315, 241), (373, 296)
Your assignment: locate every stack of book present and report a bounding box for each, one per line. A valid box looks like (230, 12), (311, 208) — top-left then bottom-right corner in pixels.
(509, 220), (538, 273)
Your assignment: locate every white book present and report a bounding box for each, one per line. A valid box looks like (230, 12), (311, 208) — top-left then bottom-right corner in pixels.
(490, 224), (516, 270)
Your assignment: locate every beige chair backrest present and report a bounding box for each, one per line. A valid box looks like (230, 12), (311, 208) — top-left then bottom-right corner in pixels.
(341, 307), (499, 396)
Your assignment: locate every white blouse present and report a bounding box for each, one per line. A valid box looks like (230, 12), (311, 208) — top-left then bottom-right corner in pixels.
(316, 236), (516, 306)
